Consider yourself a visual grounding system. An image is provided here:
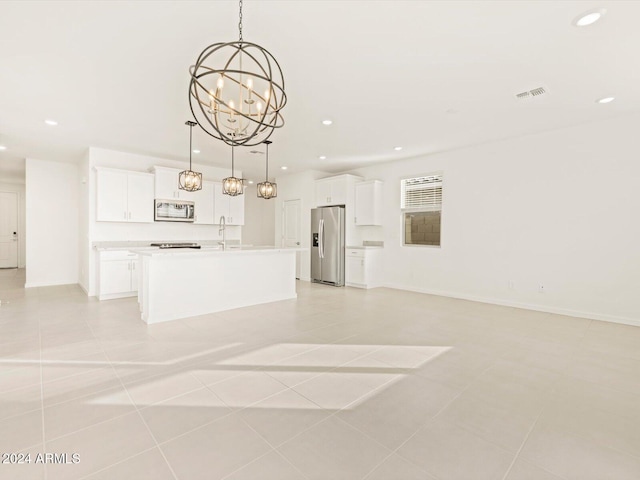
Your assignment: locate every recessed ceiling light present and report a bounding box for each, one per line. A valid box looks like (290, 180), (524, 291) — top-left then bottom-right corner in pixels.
(596, 96), (615, 104)
(192, 149), (200, 154)
(248, 180), (254, 184)
(322, 120), (333, 126)
(281, 166), (288, 170)
(44, 119), (58, 126)
(319, 155), (327, 160)
(394, 146), (403, 151)
(573, 8), (606, 27)
(0, 145), (6, 151)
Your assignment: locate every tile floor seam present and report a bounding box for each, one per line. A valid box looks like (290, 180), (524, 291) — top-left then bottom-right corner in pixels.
(37, 308), (47, 480)
(535, 382), (640, 464)
(82, 314), (180, 480)
(386, 359), (500, 475)
(225, 415), (315, 480)
(271, 449), (313, 480)
(273, 377), (403, 463)
(217, 448), (277, 480)
(499, 397), (556, 480)
(75, 446), (159, 480)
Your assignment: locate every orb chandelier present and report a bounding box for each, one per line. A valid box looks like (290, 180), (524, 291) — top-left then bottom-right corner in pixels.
(178, 120), (202, 192)
(257, 140), (277, 200)
(188, 0), (286, 147)
(223, 147), (244, 196)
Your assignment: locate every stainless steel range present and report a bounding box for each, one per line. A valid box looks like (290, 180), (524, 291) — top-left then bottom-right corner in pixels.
(149, 242), (201, 249)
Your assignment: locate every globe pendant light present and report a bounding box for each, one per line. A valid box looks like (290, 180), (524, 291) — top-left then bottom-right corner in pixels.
(257, 140), (277, 199)
(188, 0), (286, 147)
(178, 121), (203, 192)
(222, 147), (244, 196)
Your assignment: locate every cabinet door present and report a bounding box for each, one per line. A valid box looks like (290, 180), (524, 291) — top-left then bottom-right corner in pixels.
(213, 182), (228, 223)
(96, 169), (129, 222)
(154, 167), (181, 199)
(227, 194), (244, 225)
(130, 259), (139, 292)
(193, 181), (215, 225)
(127, 173), (155, 223)
(100, 260), (133, 295)
(329, 176), (348, 205)
(315, 180), (332, 206)
(346, 255), (365, 285)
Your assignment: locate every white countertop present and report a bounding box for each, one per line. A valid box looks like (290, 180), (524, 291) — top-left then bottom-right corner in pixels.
(133, 246), (306, 257)
(94, 241), (243, 251)
(346, 245), (384, 250)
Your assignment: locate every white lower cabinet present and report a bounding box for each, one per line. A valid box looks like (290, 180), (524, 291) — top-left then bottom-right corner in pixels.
(98, 250), (139, 300)
(345, 248), (382, 289)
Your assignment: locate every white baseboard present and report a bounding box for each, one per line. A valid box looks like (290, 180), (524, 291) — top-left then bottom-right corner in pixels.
(382, 283), (640, 328)
(24, 281), (79, 289)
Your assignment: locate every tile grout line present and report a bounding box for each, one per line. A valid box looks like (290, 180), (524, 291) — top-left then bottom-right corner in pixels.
(82, 310), (181, 480)
(370, 359), (501, 480)
(38, 301), (48, 480)
(499, 402), (551, 480)
(75, 446), (159, 480)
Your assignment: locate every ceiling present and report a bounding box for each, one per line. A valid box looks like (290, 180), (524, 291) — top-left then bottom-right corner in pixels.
(0, 1), (638, 183)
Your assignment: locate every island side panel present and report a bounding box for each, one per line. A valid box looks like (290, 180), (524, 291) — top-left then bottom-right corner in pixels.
(141, 251), (297, 324)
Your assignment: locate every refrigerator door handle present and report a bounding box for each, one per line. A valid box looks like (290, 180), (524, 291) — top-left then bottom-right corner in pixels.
(319, 219), (325, 259)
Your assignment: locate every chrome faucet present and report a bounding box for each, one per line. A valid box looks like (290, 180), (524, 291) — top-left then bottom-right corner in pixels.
(218, 216), (226, 250)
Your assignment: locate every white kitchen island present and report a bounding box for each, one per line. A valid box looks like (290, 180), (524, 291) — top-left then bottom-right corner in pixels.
(136, 247), (304, 324)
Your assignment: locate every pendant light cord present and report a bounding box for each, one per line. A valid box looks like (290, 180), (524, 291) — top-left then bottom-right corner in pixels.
(265, 142), (269, 180)
(238, 0), (243, 43)
(189, 124), (193, 170)
(231, 147), (235, 176)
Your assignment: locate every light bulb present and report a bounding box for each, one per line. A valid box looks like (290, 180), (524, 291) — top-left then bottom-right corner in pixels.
(217, 77), (224, 89)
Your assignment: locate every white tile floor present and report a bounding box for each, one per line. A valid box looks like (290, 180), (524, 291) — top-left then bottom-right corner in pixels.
(1, 267), (640, 479)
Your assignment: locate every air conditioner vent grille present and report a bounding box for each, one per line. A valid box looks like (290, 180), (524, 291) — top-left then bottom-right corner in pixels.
(516, 86), (547, 99)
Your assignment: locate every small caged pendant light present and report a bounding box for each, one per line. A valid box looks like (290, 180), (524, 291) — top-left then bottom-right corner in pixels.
(257, 140), (277, 199)
(178, 121), (203, 192)
(222, 146), (244, 196)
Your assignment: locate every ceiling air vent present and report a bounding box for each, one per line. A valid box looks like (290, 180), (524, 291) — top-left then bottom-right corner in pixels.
(515, 86), (547, 100)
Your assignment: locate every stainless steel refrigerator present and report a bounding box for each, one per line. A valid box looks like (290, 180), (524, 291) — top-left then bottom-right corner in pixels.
(311, 206), (345, 286)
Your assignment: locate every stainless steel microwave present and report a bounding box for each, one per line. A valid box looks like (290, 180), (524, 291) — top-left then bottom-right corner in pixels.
(154, 199), (195, 222)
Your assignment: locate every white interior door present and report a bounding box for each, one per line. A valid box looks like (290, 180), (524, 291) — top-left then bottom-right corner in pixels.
(283, 199), (301, 279)
(0, 192), (18, 268)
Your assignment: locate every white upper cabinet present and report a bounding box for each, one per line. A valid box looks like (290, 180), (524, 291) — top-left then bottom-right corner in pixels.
(213, 182), (245, 225)
(315, 174), (363, 207)
(96, 168), (154, 223)
(153, 166), (188, 200)
(355, 180), (383, 226)
(192, 181), (215, 225)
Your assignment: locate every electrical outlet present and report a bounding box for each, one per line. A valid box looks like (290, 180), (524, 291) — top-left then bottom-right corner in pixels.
(538, 284), (545, 293)
(508, 280), (515, 290)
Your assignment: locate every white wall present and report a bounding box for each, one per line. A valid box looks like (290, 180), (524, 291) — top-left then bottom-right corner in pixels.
(78, 151), (91, 293)
(274, 170), (327, 281)
(349, 113), (640, 326)
(0, 182), (26, 268)
(242, 184), (275, 246)
(25, 158), (79, 287)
